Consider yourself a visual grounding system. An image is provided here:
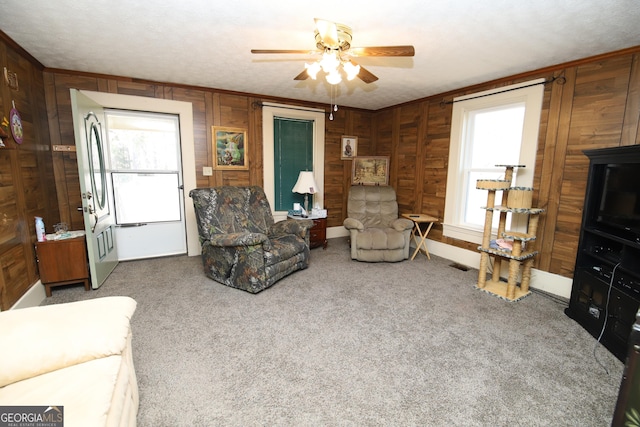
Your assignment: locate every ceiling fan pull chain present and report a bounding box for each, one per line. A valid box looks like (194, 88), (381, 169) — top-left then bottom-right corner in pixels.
(329, 85), (335, 120)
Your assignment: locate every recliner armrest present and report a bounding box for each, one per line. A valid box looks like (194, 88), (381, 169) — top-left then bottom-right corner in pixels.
(343, 217), (364, 231)
(269, 219), (313, 238)
(391, 217), (414, 231)
(208, 232), (269, 248)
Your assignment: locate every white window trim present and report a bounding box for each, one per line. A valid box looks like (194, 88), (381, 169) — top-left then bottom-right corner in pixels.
(443, 79), (545, 244)
(262, 103), (325, 222)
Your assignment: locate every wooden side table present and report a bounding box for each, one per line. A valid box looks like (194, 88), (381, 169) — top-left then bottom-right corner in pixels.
(35, 235), (90, 296)
(288, 214), (328, 249)
(401, 213), (438, 260)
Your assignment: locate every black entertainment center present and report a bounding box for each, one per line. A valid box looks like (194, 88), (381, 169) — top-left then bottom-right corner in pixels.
(565, 144), (640, 362)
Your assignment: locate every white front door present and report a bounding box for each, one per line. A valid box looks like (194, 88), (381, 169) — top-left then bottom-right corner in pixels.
(70, 89), (118, 289)
(105, 110), (187, 261)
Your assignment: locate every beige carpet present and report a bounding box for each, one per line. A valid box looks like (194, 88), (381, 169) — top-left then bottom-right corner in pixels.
(42, 237), (624, 426)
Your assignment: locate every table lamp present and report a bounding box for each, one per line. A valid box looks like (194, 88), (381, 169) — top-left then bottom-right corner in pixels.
(292, 171), (318, 216)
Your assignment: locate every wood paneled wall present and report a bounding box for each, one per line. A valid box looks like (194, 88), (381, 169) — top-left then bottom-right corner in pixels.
(2, 25), (639, 308)
(0, 34), (58, 309)
(376, 47), (640, 279)
(42, 72), (375, 234)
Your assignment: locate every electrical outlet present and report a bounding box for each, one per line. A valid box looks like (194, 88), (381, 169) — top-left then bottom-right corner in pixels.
(203, 166), (213, 176)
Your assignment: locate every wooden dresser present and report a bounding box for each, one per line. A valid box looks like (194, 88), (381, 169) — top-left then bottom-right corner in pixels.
(36, 235), (90, 296)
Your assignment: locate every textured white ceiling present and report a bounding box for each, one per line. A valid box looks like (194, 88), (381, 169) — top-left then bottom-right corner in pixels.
(1, 0), (639, 110)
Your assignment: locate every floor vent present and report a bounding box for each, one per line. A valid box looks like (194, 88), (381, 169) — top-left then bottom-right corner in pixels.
(449, 262), (469, 271)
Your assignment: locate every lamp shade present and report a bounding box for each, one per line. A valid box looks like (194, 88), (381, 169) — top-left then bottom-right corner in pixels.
(292, 171), (318, 194)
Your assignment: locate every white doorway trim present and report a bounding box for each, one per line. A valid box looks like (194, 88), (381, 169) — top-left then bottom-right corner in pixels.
(80, 90), (199, 257)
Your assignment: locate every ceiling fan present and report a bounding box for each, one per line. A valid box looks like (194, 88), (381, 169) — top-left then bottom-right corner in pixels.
(250, 18), (415, 85)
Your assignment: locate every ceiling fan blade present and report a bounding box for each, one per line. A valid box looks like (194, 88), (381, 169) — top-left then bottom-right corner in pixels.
(349, 45), (415, 57)
(293, 69), (309, 81)
(314, 18), (339, 47)
(352, 62), (379, 84)
(251, 49), (315, 55)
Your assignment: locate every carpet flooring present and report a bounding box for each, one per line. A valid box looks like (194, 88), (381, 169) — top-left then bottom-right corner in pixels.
(42, 237), (624, 426)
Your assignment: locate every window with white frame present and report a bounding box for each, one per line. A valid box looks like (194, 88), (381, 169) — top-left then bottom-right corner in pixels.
(443, 79), (545, 244)
(262, 103), (325, 222)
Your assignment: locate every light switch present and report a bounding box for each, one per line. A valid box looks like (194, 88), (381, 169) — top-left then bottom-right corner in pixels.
(203, 166), (213, 176)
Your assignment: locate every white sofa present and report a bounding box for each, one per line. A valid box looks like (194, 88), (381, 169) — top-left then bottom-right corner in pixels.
(0, 296), (138, 427)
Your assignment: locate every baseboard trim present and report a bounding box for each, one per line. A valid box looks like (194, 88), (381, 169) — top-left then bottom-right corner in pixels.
(327, 225), (349, 239)
(421, 238), (571, 300)
(9, 280), (46, 310)
(328, 226), (572, 300)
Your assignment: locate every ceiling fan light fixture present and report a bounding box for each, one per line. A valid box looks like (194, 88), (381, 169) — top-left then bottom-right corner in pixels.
(319, 51), (340, 74)
(343, 61), (361, 81)
(252, 19), (415, 87)
(305, 62), (321, 79)
(326, 70), (342, 85)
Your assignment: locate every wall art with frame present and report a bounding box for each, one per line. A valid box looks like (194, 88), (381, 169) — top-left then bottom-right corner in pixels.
(212, 126), (248, 170)
(341, 135), (357, 160)
(351, 156), (390, 186)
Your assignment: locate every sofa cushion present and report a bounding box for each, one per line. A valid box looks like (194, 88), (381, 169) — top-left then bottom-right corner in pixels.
(347, 185), (399, 228)
(190, 186), (275, 241)
(355, 228), (407, 250)
(0, 354), (128, 427)
(264, 234), (308, 267)
(0, 296), (136, 388)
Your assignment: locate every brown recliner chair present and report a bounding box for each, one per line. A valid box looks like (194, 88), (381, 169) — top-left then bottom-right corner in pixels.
(343, 185), (414, 262)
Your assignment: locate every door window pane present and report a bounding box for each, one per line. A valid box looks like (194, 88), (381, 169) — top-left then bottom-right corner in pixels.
(107, 113), (180, 171)
(106, 111), (182, 225)
(112, 172), (181, 224)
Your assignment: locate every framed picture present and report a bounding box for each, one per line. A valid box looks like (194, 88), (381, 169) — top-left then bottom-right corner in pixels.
(212, 126), (248, 170)
(351, 156), (390, 186)
(341, 135), (357, 160)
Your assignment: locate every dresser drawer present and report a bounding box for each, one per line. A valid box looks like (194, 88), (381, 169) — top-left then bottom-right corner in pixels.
(309, 218), (327, 249)
(310, 228), (326, 240)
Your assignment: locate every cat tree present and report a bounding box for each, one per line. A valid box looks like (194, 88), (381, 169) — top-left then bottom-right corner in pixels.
(476, 165), (544, 301)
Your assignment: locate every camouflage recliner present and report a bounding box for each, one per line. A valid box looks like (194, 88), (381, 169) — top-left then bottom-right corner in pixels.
(189, 186), (313, 293)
